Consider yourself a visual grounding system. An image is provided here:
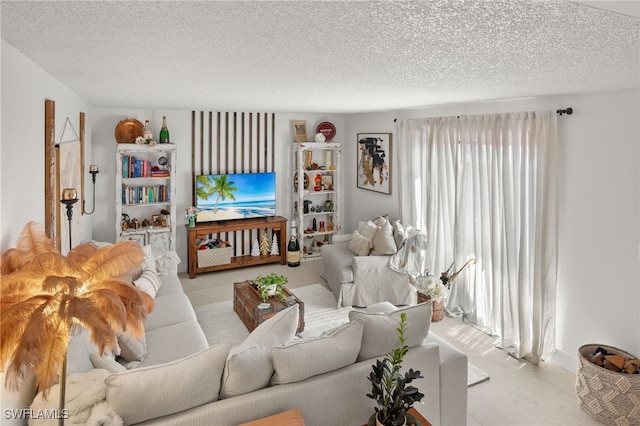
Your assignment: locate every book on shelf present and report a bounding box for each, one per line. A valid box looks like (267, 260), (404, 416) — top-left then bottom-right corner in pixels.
(122, 155), (158, 178)
(122, 184), (170, 204)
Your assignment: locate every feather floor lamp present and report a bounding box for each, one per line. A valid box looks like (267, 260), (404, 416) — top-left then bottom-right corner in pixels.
(0, 222), (153, 425)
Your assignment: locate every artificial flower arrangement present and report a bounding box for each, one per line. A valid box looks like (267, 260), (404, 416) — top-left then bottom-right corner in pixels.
(135, 136), (157, 146)
(409, 271), (449, 302)
(410, 259), (477, 302)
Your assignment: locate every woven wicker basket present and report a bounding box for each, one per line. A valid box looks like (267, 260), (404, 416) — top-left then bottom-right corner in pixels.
(576, 344), (640, 425)
(197, 247), (233, 267)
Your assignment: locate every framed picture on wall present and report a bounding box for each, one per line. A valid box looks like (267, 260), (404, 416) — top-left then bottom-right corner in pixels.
(356, 133), (392, 195)
(292, 120), (308, 142)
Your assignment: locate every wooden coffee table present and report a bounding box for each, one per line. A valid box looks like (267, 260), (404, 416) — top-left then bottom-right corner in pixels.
(233, 280), (305, 333)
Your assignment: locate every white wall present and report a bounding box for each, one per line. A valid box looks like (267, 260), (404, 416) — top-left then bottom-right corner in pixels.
(344, 90), (640, 371)
(1, 40), (92, 251)
(1, 39), (91, 425)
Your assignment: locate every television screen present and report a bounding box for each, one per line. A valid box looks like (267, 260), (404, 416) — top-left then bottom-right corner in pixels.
(195, 172), (276, 222)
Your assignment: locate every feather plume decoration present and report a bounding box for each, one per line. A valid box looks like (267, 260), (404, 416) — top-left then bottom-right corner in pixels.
(0, 222), (153, 399)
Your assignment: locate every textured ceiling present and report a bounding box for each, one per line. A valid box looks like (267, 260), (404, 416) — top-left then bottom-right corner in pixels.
(2, 1), (638, 113)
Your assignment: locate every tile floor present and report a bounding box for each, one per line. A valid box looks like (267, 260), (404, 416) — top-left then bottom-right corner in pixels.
(180, 260), (601, 425)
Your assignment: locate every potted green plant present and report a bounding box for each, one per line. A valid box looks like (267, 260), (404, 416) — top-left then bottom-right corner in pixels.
(367, 312), (425, 426)
(252, 273), (288, 303)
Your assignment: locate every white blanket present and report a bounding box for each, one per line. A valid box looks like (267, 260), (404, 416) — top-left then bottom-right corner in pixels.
(29, 369), (122, 426)
(389, 227), (428, 276)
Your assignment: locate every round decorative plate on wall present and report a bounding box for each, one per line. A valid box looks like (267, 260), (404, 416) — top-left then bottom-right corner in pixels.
(316, 122), (336, 141)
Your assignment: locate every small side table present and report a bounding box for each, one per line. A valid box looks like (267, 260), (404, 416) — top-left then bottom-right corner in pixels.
(239, 408), (305, 426)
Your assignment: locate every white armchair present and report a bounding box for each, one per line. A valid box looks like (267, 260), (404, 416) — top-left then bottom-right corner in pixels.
(320, 233), (417, 307)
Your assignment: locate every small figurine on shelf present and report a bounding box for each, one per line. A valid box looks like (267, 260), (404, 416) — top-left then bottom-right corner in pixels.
(185, 206), (198, 228)
(251, 238), (260, 257)
(260, 228), (269, 256)
(270, 235), (280, 255)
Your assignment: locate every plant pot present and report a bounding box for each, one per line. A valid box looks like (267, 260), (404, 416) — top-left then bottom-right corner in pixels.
(264, 284), (277, 296)
(368, 412), (422, 426)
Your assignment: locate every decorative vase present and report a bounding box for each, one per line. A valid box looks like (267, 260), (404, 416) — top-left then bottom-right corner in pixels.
(188, 216), (196, 228)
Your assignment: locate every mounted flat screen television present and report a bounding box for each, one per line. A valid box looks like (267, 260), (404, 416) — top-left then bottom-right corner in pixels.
(195, 172), (276, 223)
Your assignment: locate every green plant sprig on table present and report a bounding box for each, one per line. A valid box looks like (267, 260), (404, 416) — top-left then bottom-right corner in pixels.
(367, 312), (425, 426)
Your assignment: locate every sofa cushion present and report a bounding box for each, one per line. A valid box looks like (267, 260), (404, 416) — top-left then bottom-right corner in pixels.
(349, 302), (432, 361)
(144, 292), (197, 331)
(155, 270), (185, 297)
(139, 320), (209, 367)
(105, 340), (232, 425)
(348, 230), (373, 256)
(371, 218), (397, 255)
(220, 305), (298, 398)
(271, 318), (364, 385)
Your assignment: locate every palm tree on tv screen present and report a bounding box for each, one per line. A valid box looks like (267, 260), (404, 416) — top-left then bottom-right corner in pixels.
(197, 174), (238, 213)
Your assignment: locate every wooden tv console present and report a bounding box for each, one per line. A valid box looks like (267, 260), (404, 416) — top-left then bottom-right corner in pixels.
(186, 216), (288, 278)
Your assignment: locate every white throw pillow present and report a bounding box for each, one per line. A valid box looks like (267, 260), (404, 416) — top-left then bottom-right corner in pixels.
(348, 230), (373, 256)
(220, 305), (299, 398)
(357, 220), (380, 240)
(271, 319), (364, 385)
(141, 244), (157, 273)
(106, 340), (232, 425)
(349, 302), (432, 361)
(134, 269), (163, 299)
(371, 218), (398, 255)
(90, 352), (126, 373)
(116, 332), (146, 369)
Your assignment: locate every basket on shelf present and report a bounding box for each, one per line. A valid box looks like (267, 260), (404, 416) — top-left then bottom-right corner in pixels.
(197, 247), (233, 267)
(576, 344), (640, 425)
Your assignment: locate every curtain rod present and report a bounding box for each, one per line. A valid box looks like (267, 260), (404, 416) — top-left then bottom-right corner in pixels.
(393, 107), (574, 122)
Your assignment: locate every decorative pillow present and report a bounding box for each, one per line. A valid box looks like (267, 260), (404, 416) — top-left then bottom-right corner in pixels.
(106, 340), (232, 425)
(349, 302), (432, 361)
(116, 332), (147, 369)
(348, 230), (373, 256)
(371, 218), (397, 255)
(271, 319), (364, 385)
(393, 220), (414, 249)
(134, 269), (162, 299)
(142, 244), (157, 273)
(220, 305), (299, 398)
(357, 220), (380, 240)
(90, 352), (126, 373)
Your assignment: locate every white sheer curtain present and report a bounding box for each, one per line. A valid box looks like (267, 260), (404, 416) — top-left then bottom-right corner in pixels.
(397, 112), (558, 363)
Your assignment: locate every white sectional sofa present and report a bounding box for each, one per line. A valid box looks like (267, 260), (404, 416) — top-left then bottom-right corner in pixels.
(26, 251), (467, 426)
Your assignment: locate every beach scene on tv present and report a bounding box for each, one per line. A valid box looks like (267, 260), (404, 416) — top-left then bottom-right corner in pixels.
(195, 173), (276, 222)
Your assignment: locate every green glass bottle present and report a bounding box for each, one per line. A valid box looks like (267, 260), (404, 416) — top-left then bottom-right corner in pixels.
(159, 116), (170, 144)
